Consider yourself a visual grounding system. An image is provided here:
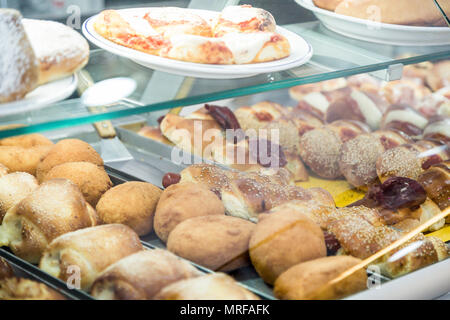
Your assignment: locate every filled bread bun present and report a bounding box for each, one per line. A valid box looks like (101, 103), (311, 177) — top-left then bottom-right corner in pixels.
(0, 9), (39, 103)
(339, 130), (412, 188)
(0, 133), (53, 148)
(91, 249), (202, 300)
(249, 210), (326, 284)
(376, 140), (449, 183)
(43, 161), (112, 207)
(0, 258), (14, 279)
(96, 181), (162, 236)
(0, 145), (52, 175)
(418, 160), (450, 211)
(380, 105), (428, 137)
(274, 256), (366, 300)
(0, 179), (97, 263)
(0, 164), (9, 177)
(154, 273), (260, 300)
(426, 61), (450, 92)
(335, 0), (449, 26)
(154, 182), (224, 243)
(39, 224), (143, 291)
(167, 215), (255, 272)
(36, 139), (103, 182)
(0, 172), (38, 223)
(0, 277), (66, 300)
(23, 18), (89, 85)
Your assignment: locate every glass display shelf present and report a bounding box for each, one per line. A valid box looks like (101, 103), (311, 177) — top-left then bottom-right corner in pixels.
(1, 19), (449, 139)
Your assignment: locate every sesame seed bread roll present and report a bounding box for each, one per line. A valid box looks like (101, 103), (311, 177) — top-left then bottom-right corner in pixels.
(0, 179), (97, 263)
(0, 133), (53, 148)
(39, 224), (143, 291)
(91, 249), (202, 300)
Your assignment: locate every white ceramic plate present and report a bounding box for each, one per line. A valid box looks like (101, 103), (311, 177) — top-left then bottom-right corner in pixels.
(0, 74), (78, 117)
(82, 8), (313, 79)
(295, 0), (450, 46)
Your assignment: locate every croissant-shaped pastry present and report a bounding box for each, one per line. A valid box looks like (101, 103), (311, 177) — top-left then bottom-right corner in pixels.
(91, 249), (201, 300)
(39, 224), (143, 291)
(0, 179), (98, 263)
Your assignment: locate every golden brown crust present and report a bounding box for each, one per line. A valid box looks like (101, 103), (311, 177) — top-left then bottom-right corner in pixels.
(0, 133), (53, 148)
(335, 0), (449, 26)
(313, 0), (343, 11)
(0, 145), (52, 176)
(0, 172), (38, 223)
(91, 249), (201, 300)
(167, 215), (255, 272)
(418, 160), (450, 210)
(274, 256), (367, 300)
(0, 258), (14, 279)
(154, 182), (224, 243)
(0, 9), (39, 103)
(36, 139), (104, 182)
(249, 210), (326, 284)
(0, 179), (94, 263)
(137, 126), (173, 145)
(43, 161), (113, 207)
(0, 277), (66, 300)
(96, 181), (162, 236)
(39, 224), (143, 291)
(154, 273), (260, 300)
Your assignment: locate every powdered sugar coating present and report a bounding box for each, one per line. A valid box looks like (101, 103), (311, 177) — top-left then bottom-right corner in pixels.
(0, 9), (38, 103)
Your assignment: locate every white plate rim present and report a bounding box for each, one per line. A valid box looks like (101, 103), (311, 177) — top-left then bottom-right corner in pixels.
(0, 74), (78, 117)
(295, 0), (450, 32)
(82, 8), (313, 78)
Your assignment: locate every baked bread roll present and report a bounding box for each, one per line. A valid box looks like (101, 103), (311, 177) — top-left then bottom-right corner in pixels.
(0, 133), (53, 148)
(423, 117), (450, 143)
(380, 105), (428, 137)
(325, 90), (387, 130)
(0, 179), (97, 263)
(22, 19), (89, 85)
(274, 256), (367, 300)
(39, 224), (143, 291)
(289, 78), (347, 101)
(167, 215), (255, 272)
(0, 145), (52, 176)
(0, 277), (66, 300)
(339, 130), (412, 188)
(0, 172), (38, 223)
(137, 126), (173, 145)
(36, 139), (104, 182)
(335, 0), (449, 26)
(43, 161), (112, 207)
(154, 273), (260, 300)
(382, 79), (431, 107)
(376, 140), (449, 183)
(0, 9), (39, 103)
(426, 61), (450, 92)
(234, 101), (285, 132)
(154, 182), (224, 243)
(0, 164), (9, 178)
(96, 182), (162, 236)
(299, 120), (370, 179)
(313, 0), (344, 11)
(288, 108), (324, 137)
(418, 160), (450, 211)
(249, 210), (326, 284)
(91, 249), (202, 300)
(0, 258), (14, 279)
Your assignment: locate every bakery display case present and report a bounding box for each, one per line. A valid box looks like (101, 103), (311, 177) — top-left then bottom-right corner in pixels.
(0, 0), (449, 301)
